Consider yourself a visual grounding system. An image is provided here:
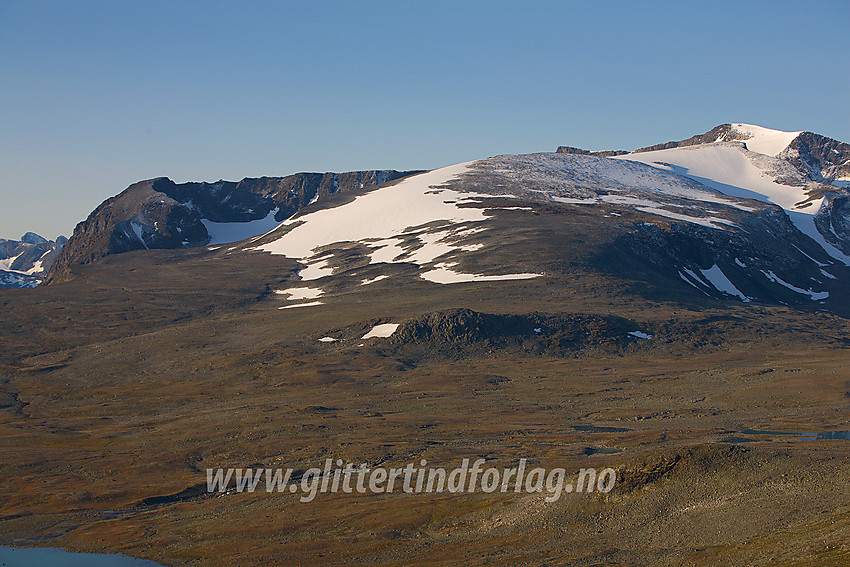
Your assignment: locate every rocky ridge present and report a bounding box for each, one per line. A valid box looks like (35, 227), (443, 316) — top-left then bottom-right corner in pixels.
(44, 170), (419, 284)
(0, 233), (67, 288)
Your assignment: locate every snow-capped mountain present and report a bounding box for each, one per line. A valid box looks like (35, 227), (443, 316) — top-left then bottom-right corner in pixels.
(0, 233), (67, 288)
(243, 143), (849, 313)
(35, 123), (850, 315)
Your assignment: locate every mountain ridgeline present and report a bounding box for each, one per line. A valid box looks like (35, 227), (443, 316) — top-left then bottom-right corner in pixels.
(0, 233), (66, 288)
(26, 123), (850, 318)
(44, 170), (420, 284)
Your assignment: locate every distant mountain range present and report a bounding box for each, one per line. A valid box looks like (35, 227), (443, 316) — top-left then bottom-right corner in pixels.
(0, 232), (66, 288)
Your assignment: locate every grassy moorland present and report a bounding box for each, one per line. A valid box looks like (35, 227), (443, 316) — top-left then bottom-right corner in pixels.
(1, 224), (849, 566)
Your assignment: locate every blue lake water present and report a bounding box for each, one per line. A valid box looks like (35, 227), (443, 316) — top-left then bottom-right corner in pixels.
(723, 429), (850, 442)
(0, 546), (165, 566)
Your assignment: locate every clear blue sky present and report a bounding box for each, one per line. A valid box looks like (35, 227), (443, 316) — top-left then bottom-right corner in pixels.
(2, 0), (848, 240)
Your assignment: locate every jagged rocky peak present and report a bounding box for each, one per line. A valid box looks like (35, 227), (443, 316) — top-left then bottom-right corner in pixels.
(0, 233), (67, 288)
(20, 231), (49, 244)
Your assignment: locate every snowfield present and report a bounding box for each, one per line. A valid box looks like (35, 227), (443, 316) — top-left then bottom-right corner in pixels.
(615, 143), (813, 213)
(253, 162), (546, 283)
(728, 123), (801, 157)
(202, 208), (281, 246)
(256, 162), (486, 259)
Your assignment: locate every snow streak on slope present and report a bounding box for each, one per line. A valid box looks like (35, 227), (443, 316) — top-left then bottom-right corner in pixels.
(699, 264), (751, 302)
(420, 262), (541, 284)
(0, 253), (24, 272)
(254, 162), (541, 283)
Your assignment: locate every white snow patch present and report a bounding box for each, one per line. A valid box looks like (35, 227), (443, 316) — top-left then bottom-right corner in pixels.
(628, 331), (653, 339)
(790, 244), (828, 267)
(699, 264), (751, 301)
(734, 258), (747, 268)
(278, 301), (324, 309)
(25, 259), (44, 275)
(820, 269), (837, 280)
(274, 287), (323, 300)
(368, 238), (406, 264)
(420, 263), (542, 285)
(551, 196), (598, 205)
(318, 337), (338, 342)
(361, 275), (389, 285)
(0, 252), (23, 272)
(202, 208), (281, 246)
(632, 205), (737, 230)
(396, 230), (484, 266)
(362, 323), (400, 339)
(130, 221), (147, 247)
(681, 267), (710, 287)
(787, 211), (850, 267)
(761, 270), (829, 300)
(600, 195), (659, 207)
(297, 257), (334, 281)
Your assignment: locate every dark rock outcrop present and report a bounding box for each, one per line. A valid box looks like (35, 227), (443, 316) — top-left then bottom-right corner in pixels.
(555, 146), (628, 157)
(555, 124), (742, 157)
(631, 124), (735, 153)
(779, 131), (850, 184)
(389, 308), (638, 355)
(814, 193), (850, 256)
